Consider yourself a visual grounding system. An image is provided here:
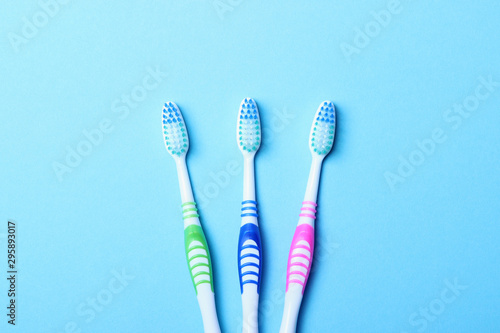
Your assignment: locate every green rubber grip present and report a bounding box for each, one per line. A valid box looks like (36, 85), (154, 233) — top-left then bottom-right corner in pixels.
(184, 224), (214, 294)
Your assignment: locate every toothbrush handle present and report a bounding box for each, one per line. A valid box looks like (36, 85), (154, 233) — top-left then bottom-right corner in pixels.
(279, 201), (317, 333)
(183, 202), (221, 333)
(238, 200), (262, 333)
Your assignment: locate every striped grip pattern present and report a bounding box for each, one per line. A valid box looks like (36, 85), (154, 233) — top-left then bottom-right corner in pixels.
(241, 200), (259, 218)
(286, 202), (316, 294)
(184, 208), (214, 294)
(238, 201), (262, 294)
(182, 201), (200, 220)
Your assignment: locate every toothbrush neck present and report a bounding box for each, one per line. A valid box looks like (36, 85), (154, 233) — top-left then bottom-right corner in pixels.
(303, 156), (324, 203)
(176, 157), (195, 203)
(243, 155), (256, 201)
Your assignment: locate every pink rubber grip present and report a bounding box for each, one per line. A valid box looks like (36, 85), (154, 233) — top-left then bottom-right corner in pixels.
(285, 223), (315, 294)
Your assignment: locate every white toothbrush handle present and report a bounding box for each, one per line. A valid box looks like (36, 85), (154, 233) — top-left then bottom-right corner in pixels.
(177, 158), (221, 333)
(280, 289), (304, 333)
(280, 158), (323, 333)
(196, 284), (221, 333)
(239, 156), (261, 333)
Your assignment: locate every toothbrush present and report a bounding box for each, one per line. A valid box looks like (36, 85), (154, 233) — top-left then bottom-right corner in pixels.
(279, 101), (336, 333)
(162, 102), (221, 333)
(237, 98), (262, 333)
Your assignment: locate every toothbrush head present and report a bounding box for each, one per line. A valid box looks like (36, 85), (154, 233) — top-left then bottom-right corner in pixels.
(237, 97), (261, 155)
(310, 101), (336, 157)
(162, 102), (189, 158)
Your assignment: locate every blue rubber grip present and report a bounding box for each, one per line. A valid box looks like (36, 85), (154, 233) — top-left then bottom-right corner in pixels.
(238, 222), (262, 294)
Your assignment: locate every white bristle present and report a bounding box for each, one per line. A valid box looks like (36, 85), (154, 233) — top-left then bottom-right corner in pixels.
(237, 98), (261, 154)
(162, 102), (189, 158)
(309, 101), (336, 156)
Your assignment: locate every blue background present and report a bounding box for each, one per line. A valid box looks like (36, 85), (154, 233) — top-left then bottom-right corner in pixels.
(1, 0), (499, 332)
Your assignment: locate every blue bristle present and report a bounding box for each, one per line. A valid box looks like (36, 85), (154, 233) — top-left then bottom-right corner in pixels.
(163, 120), (167, 124)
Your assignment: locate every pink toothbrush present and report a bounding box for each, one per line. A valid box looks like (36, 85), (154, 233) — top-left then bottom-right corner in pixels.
(279, 101), (336, 333)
